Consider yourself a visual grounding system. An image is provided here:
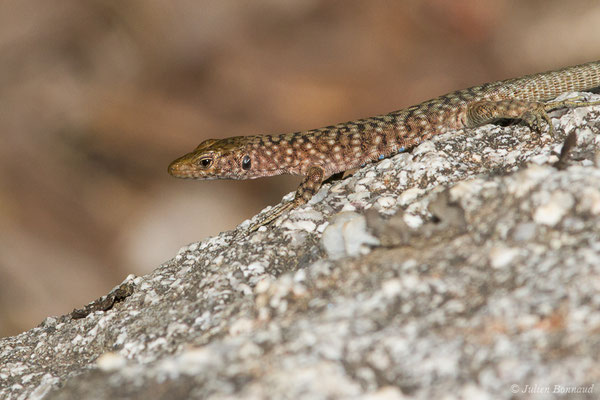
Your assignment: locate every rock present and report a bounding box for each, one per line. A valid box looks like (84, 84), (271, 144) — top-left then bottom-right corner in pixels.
(1, 95), (600, 400)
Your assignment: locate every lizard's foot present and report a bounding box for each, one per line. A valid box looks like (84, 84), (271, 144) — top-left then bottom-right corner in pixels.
(543, 97), (600, 112)
(247, 200), (297, 233)
(521, 103), (555, 137)
(537, 97), (600, 137)
(232, 203), (286, 240)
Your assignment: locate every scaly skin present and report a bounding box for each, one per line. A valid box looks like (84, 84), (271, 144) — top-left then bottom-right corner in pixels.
(168, 61), (600, 231)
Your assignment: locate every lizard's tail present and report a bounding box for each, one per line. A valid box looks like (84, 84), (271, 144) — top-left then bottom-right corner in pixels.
(500, 60), (600, 101)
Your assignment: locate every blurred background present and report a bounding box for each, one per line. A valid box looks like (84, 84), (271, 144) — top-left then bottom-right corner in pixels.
(1, 0), (599, 337)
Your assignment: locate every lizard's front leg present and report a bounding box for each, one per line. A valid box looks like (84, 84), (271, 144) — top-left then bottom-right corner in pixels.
(247, 165), (325, 232)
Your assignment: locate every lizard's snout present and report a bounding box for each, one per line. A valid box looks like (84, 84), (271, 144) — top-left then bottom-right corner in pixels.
(167, 158), (189, 178)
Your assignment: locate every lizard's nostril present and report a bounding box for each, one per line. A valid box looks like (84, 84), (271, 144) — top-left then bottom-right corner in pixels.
(167, 160), (180, 176)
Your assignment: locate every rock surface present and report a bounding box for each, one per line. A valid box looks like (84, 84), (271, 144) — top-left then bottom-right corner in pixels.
(2, 93), (600, 400)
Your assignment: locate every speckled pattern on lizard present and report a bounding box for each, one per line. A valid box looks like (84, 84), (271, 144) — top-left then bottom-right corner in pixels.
(168, 61), (600, 231)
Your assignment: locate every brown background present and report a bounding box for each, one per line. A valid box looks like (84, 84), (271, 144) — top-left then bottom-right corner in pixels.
(1, 0), (599, 337)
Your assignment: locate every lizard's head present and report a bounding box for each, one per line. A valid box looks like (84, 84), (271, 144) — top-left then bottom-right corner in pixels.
(168, 137), (255, 180)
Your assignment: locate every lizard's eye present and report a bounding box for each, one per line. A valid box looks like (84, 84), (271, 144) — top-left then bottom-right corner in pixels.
(241, 155), (251, 170)
(197, 157), (213, 168)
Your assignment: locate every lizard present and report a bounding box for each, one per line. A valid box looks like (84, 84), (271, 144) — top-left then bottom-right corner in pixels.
(168, 60), (600, 232)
